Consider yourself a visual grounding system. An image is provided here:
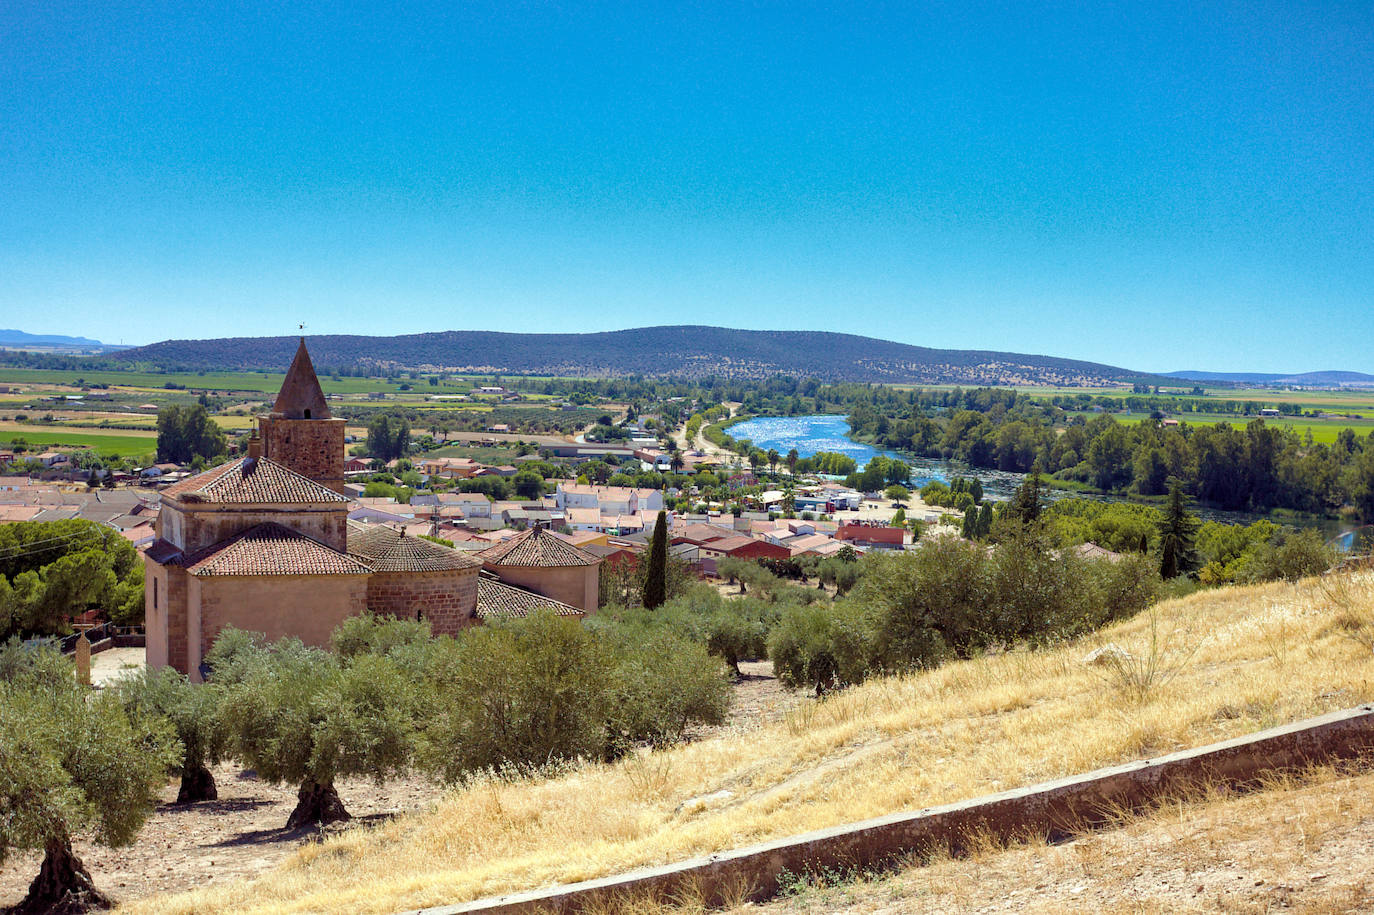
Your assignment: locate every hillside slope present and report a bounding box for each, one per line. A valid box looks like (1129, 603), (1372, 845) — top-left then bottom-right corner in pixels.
(113, 326), (1155, 385)
(125, 569), (1374, 915)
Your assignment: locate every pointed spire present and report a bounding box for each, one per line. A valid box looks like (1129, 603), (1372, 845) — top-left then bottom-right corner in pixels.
(272, 338), (331, 420)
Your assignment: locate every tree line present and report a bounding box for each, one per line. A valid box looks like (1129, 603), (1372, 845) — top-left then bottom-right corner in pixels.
(847, 393), (1374, 518)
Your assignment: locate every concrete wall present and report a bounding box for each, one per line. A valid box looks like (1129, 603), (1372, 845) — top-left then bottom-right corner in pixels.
(367, 568), (479, 636)
(260, 416), (347, 494)
(420, 704), (1374, 915)
(186, 573), (369, 679)
(488, 563), (599, 613)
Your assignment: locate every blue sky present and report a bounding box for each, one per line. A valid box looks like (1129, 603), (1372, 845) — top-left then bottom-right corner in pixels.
(2, 2), (1371, 372)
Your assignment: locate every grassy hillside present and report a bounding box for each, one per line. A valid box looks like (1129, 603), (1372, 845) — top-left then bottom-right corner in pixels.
(110, 326), (1160, 386)
(125, 569), (1374, 915)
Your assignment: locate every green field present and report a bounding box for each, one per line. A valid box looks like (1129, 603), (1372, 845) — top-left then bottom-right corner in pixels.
(0, 425), (157, 458)
(1070, 411), (1374, 444)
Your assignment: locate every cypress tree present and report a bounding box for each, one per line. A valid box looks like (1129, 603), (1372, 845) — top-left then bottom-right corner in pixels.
(641, 510), (669, 609)
(1158, 479), (1201, 579)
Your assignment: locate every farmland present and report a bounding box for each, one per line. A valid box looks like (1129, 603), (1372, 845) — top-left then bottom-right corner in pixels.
(0, 422), (156, 458)
(1067, 410), (1374, 445)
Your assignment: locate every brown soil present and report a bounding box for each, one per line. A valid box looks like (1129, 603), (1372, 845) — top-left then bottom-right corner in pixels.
(0, 766), (439, 910)
(0, 663), (801, 910)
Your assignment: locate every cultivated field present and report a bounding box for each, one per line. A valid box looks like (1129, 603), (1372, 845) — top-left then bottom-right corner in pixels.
(0, 421), (157, 458)
(121, 568), (1374, 915)
(1066, 411), (1374, 445)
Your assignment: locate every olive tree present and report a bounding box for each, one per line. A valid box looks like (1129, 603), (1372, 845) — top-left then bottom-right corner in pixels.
(211, 631), (418, 828)
(0, 641), (179, 913)
(112, 666), (229, 803)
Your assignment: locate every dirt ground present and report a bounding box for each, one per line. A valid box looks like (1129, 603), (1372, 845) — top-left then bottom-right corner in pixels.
(0, 660), (804, 910)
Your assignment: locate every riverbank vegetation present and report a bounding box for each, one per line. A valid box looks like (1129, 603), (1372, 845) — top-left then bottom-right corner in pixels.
(845, 388), (1374, 519)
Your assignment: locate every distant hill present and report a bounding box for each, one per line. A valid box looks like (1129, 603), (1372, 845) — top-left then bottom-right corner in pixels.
(0, 329), (106, 347)
(1165, 370), (1374, 387)
(112, 326), (1160, 386)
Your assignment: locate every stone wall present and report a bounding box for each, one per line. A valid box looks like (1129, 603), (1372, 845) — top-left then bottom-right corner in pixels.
(187, 573), (369, 679)
(175, 503), (349, 553)
(367, 568), (480, 636)
(145, 563), (189, 674)
(259, 416), (347, 494)
(487, 563), (599, 613)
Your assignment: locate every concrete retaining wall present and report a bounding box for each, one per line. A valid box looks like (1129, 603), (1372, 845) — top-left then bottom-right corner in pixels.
(410, 704), (1374, 915)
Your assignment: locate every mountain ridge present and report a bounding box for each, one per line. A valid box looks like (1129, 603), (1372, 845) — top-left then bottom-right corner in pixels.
(0, 328), (106, 347)
(111, 326), (1161, 386)
(1164, 369), (1374, 386)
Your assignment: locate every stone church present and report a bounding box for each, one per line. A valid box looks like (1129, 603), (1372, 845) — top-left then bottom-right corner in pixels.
(144, 339), (600, 679)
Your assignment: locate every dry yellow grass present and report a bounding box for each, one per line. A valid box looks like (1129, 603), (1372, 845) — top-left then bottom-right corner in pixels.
(732, 762), (1374, 914)
(121, 570), (1374, 915)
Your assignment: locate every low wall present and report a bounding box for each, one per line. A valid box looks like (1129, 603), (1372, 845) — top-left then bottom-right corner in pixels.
(412, 704), (1374, 915)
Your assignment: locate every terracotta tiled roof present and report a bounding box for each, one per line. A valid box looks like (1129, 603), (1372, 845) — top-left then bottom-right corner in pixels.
(475, 574), (582, 620)
(477, 526), (601, 567)
(164, 457), (348, 505)
(179, 523), (372, 577)
(272, 338), (332, 419)
(346, 521), (481, 572)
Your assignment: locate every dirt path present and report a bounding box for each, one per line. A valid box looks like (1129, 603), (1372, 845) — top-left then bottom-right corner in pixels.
(0, 765), (442, 910)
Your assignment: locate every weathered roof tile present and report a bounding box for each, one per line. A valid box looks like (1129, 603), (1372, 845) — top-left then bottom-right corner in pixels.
(477, 526), (601, 567)
(475, 574), (583, 619)
(180, 523), (371, 577)
(164, 457), (348, 505)
(346, 521), (481, 572)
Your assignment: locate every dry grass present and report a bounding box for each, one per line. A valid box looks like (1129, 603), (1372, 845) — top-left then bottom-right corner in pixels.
(741, 762), (1374, 914)
(121, 570), (1374, 915)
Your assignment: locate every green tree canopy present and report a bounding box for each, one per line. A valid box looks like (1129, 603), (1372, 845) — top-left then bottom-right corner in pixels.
(1158, 479), (1202, 580)
(210, 630), (419, 827)
(0, 640), (179, 912)
(156, 404), (228, 465)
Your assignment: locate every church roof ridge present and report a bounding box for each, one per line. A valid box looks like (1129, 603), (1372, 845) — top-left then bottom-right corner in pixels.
(272, 337), (332, 420)
(477, 526), (602, 567)
(163, 456), (349, 505)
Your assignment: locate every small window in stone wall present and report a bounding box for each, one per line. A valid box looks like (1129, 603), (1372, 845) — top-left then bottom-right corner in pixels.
(153, 577), (158, 609)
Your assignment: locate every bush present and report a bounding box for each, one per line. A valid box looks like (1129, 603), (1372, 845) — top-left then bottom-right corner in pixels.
(419, 611), (730, 781)
(773, 530), (1161, 691)
(1242, 528), (1334, 583)
(768, 602), (875, 694)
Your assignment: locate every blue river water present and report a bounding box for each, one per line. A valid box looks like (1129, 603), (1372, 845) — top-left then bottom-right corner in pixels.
(725, 414), (956, 489)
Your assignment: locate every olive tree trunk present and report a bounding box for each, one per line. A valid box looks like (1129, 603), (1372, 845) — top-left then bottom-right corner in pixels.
(175, 764), (217, 804)
(285, 780), (351, 829)
(12, 838), (111, 914)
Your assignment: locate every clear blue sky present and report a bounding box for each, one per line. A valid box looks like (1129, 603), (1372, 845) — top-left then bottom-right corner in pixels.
(3, 2), (1371, 373)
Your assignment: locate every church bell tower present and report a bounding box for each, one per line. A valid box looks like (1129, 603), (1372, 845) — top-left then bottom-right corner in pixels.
(257, 338), (347, 494)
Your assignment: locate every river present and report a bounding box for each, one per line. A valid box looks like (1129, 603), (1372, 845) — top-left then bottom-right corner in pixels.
(725, 414), (1029, 499)
(722, 414), (1355, 537)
